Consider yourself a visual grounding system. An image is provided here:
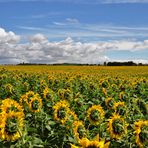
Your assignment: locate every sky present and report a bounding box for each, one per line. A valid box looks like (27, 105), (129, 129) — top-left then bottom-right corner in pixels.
(0, 0), (148, 64)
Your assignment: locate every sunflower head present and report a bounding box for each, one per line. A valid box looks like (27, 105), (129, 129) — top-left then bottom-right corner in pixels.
(108, 114), (127, 140)
(63, 89), (73, 101)
(79, 138), (105, 148)
(53, 100), (70, 124)
(135, 120), (148, 147)
(105, 98), (114, 109)
(25, 91), (35, 104)
(29, 96), (42, 113)
(40, 79), (47, 90)
(73, 121), (87, 142)
(43, 87), (55, 101)
(0, 111), (24, 141)
(64, 81), (72, 89)
(87, 105), (104, 125)
(101, 80), (109, 88)
(113, 102), (126, 116)
(48, 75), (54, 85)
(119, 92), (127, 102)
(4, 84), (13, 94)
(58, 89), (65, 99)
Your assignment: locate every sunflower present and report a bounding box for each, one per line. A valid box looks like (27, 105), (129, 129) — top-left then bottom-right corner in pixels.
(29, 96), (43, 113)
(53, 100), (70, 124)
(20, 91), (35, 105)
(4, 84), (13, 94)
(1, 98), (24, 114)
(134, 120), (148, 147)
(73, 121), (87, 142)
(43, 87), (55, 101)
(64, 80), (72, 89)
(57, 89), (65, 99)
(119, 92), (126, 101)
(40, 79), (47, 91)
(0, 111), (24, 141)
(108, 114), (127, 140)
(87, 105), (104, 125)
(113, 102), (126, 116)
(79, 137), (109, 148)
(25, 91), (36, 103)
(105, 98), (114, 109)
(48, 75), (55, 86)
(63, 89), (73, 101)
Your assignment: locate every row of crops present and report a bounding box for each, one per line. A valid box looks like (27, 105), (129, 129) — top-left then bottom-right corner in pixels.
(0, 66), (148, 148)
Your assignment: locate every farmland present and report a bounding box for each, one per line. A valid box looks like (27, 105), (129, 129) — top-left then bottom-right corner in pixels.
(0, 66), (148, 148)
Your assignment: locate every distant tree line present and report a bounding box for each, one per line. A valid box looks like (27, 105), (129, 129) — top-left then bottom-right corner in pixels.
(104, 61), (139, 66)
(17, 63), (101, 66)
(17, 61), (148, 66)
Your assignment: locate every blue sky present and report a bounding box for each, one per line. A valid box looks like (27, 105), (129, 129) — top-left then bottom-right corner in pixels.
(0, 0), (148, 64)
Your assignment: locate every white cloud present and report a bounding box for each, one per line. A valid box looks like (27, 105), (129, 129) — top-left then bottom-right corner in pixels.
(17, 26), (46, 31)
(29, 33), (48, 43)
(0, 28), (20, 44)
(66, 18), (79, 24)
(53, 18), (80, 26)
(53, 22), (66, 26)
(0, 27), (148, 64)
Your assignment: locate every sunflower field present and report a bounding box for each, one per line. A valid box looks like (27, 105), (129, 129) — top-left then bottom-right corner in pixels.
(0, 66), (148, 148)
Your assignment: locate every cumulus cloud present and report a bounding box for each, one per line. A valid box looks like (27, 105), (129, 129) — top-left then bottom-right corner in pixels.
(0, 28), (21, 64)
(0, 27), (148, 64)
(108, 40), (148, 51)
(29, 33), (48, 43)
(0, 28), (20, 44)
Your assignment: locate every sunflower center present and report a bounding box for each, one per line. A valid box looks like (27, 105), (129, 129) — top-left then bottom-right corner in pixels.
(78, 126), (86, 139)
(90, 110), (100, 121)
(32, 100), (39, 110)
(64, 91), (70, 100)
(46, 93), (52, 99)
(7, 106), (19, 113)
(112, 119), (124, 135)
(27, 94), (34, 102)
(139, 125), (148, 143)
(5, 117), (18, 135)
(108, 100), (113, 108)
(116, 106), (125, 116)
(57, 107), (66, 119)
